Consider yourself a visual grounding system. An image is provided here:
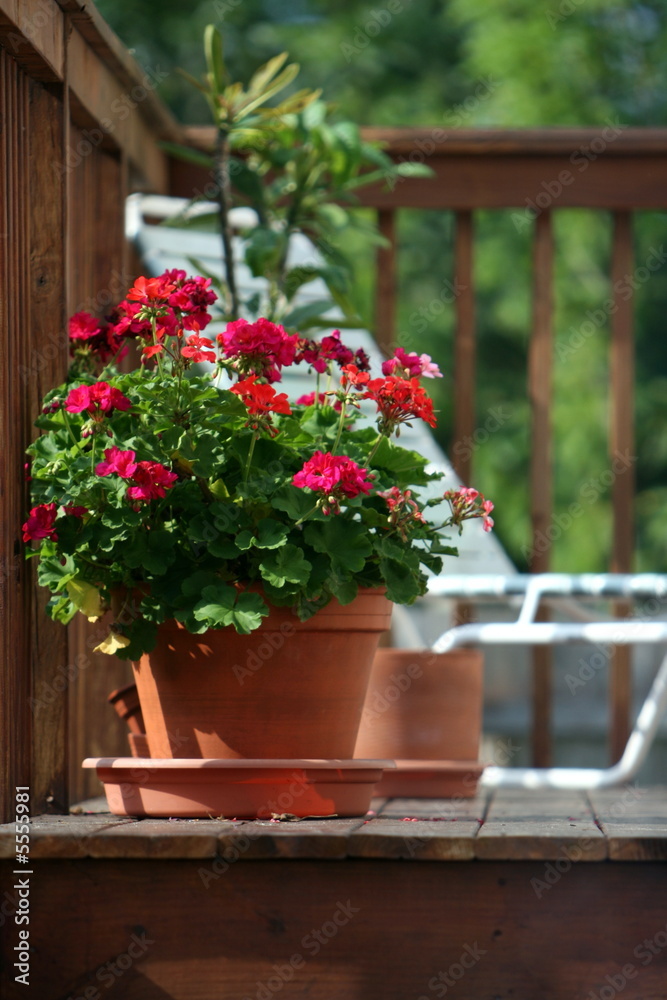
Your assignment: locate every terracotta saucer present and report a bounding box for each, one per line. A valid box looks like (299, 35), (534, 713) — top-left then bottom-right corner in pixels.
(83, 757), (395, 819)
(372, 760), (485, 799)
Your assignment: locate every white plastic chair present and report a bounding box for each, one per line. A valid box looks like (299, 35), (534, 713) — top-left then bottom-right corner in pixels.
(429, 573), (667, 789)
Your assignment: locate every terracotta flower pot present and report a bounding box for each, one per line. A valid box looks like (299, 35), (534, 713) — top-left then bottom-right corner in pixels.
(354, 648), (484, 797)
(132, 588), (392, 759)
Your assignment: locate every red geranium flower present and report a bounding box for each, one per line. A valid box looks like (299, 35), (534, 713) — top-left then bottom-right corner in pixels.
(231, 375), (292, 417)
(126, 275), (177, 303)
(126, 461), (178, 501)
(22, 503), (58, 542)
(181, 335), (217, 364)
(360, 374), (437, 433)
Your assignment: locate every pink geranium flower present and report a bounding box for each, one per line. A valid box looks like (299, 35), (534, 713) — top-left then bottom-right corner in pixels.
(444, 487), (495, 533)
(22, 503), (58, 542)
(217, 318), (299, 383)
(65, 382), (132, 417)
(293, 451), (373, 515)
(382, 347), (442, 379)
(95, 447), (138, 479)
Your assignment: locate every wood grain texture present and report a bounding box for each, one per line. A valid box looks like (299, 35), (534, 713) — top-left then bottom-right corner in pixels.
(589, 787), (667, 861)
(452, 210), (475, 486)
(609, 212), (635, 760)
(4, 857), (667, 1000)
(475, 789), (606, 860)
(28, 79), (71, 815)
(529, 211), (555, 767)
(374, 208), (396, 355)
(0, 48), (33, 823)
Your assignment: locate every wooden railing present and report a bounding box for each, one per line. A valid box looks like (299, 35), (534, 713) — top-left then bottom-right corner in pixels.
(356, 128), (667, 766)
(5, 0), (667, 820)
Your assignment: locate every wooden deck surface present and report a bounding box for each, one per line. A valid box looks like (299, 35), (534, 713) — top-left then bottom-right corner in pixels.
(2, 788), (667, 1000)
(1, 786), (665, 861)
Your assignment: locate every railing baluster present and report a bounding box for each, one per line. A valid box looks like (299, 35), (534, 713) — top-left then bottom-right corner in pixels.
(609, 211), (635, 761)
(452, 210), (476, 487)
(375, 208), (396, 356)
(529, 210), (554, 767)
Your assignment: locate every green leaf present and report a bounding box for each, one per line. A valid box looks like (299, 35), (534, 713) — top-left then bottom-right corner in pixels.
(123, 531), (176, 575)
(377, 555), (423, 605)
(253, 519), (289, 549)
(37, 552), (76, 591)
(158, 142), (213, 170)
(370, 437), (433, 486)
(282, 299), (337, 330)
(247, 51), (289, 97)
(394, 162), (436, 178)
(114, 618), (159, 661)
(329, 577), (358, 605)
(204, 24), (226, 93)
(226, 591), (270, 634)
(304, 519), (372, 573)
(273, 485), (323, 522)
(193, 583), (238, 625)
(259, 544), (311, 587)
(193, 584), (268, 634)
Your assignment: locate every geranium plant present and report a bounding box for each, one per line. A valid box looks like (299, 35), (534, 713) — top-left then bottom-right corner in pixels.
(24, 271), (494, 660)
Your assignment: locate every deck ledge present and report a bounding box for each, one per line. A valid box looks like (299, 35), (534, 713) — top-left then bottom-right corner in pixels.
(1, 788), (665, 861)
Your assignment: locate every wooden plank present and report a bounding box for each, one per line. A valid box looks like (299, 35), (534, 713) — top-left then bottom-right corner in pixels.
(609, 211), (635, 761)
(5, 858), (667, 999)
(356, 154), (667, 210)
(374, 208), (396, 355)
(0, 0), (64, 81)
(359, 126), (667, 156)
(28, 79), (71, 815)
(66, 25), (169, 192)
(589, 787), (667, 861)
(178, 126), (667, 210)
(217, 817), (367, 861)
(348, 796), (485, 861)
(0, 49), (33, 823)
(451, 210), (475, 485)
(475, 788), (606, 860)
(529, 210), (554, 767)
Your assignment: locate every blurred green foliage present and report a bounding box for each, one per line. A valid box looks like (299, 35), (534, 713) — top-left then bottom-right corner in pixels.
(96, 0), (667, 572)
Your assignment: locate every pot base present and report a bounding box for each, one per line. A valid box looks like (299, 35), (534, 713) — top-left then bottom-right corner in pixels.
(372, 760), (485, 799)
(83, 757), (395, 819)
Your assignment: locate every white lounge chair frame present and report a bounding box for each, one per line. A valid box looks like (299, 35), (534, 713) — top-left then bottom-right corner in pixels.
(429, 574), (667, 789)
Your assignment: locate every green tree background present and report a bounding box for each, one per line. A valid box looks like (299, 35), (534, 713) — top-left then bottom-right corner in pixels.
(97, 0), (667, 573)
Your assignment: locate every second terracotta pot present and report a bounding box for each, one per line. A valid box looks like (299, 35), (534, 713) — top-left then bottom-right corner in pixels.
(354, 648), (484, 796)
(132, 588), (393, 760)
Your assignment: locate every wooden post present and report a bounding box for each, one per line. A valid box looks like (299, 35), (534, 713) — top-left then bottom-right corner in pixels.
(452, 210), (476, 487)
(609, 211), (635, 762)
(28, 79), (70, 814)
(375, 208), (396, 356)
(528, 210), (554, 767)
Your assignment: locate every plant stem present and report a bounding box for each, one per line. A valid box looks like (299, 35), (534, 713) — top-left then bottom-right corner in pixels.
(366, 432), (385, 466)
(243, 434), (257, 484)
(294, 503), (319, 527)
(214, 127), (240, 320)
(331, 400), (348, 455)
(61, 408), (81, 451)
